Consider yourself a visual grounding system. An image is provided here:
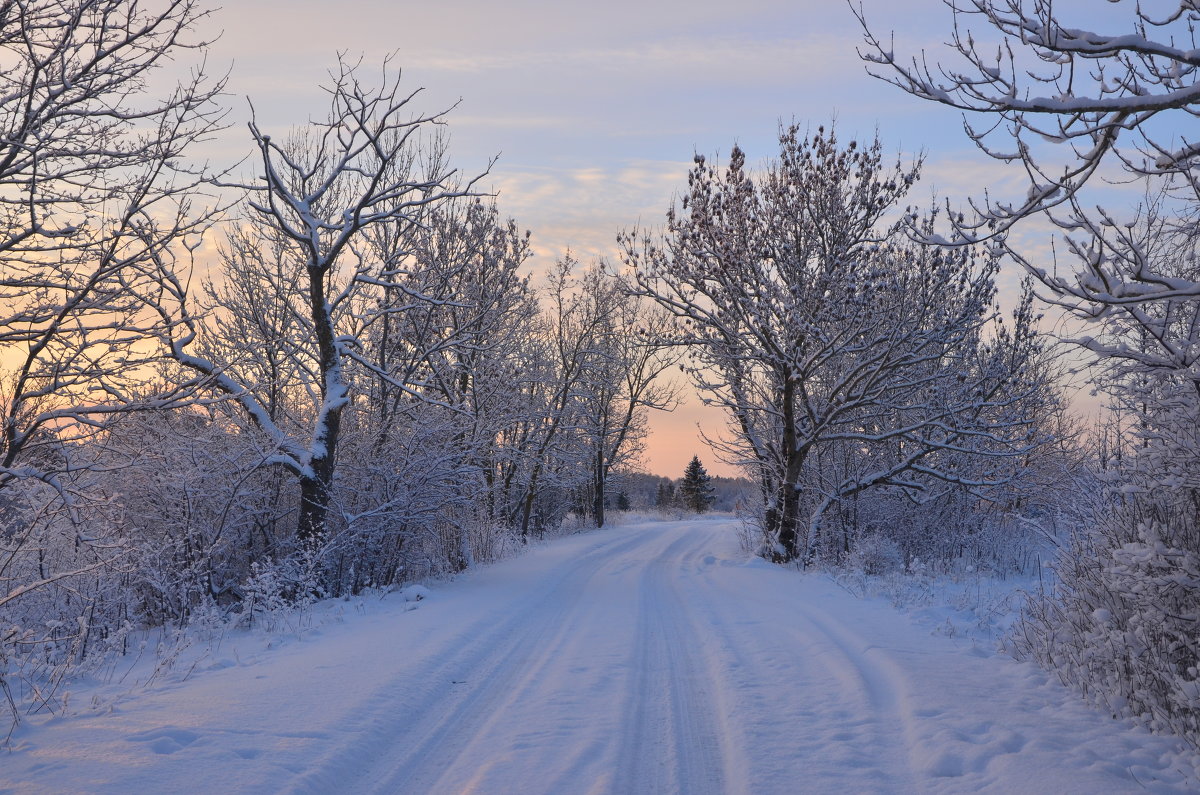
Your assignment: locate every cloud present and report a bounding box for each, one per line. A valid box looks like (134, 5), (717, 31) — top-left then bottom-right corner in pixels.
(404, 34), (849, 80)
(451, 114), (579, 131)
(481, 159), (689, 267)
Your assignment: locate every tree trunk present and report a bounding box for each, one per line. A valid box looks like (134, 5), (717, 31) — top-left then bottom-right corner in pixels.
(592, 448), (606, 528)
(775, 378), (804, 560)
(519, 484), (537, 541)
(296, 260), (344, 546)
(297, 467), (332, 544)
(776, 485), (802, 560)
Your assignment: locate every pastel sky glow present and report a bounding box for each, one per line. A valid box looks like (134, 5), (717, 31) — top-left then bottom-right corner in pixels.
(197, 1), (1163, 478)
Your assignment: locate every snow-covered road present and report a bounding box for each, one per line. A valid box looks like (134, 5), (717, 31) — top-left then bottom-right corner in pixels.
(5, 519), (1196, 793)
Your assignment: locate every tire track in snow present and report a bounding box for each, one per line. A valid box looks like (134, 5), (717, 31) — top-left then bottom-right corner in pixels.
(6, 519), (1198, 794)
(678, 528), (909, 793)
(282, 528), (653, 794)
(656, 530), (750, 795)
(672, 537), (828, 793)
(382, 531), (654, 794)
(677, 526), (929, 793)
(613, 530), (731, 795)
(791, 602), (921, 792)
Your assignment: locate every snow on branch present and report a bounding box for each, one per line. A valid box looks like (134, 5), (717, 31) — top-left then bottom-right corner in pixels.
(854, 0), (1200, 235)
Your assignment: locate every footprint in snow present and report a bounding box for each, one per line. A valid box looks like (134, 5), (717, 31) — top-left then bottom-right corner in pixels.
(126, 728), (201, 755)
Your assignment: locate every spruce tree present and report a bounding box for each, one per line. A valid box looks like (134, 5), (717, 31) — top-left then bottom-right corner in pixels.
(679, 456), (715, 513)
(654, 479), (676, 510)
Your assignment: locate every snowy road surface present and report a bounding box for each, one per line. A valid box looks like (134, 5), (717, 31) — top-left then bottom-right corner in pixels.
(5, 518), (1196, 794)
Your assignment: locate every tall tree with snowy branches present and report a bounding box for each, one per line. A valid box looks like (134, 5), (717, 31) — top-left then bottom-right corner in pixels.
(150, 58), (484, 544)
(624, 125), (1051, 562)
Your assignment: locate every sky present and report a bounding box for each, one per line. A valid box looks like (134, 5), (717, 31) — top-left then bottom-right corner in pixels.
(193, 0), (1154, 478)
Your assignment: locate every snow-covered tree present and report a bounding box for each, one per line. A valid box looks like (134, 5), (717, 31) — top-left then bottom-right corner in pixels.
(856, 2), (1200, 416)
(151, 58), (482, 545)
(336, 197), (540, 577)
(0, 0), (224, 491)
(855, 0), (1200, 238)
(573, 265), (680, 527)
(505, 256), (614, 538)
(856, 2), (1200, 405)
(624, 125), (1050, 562)
(0, 0), (225, 734)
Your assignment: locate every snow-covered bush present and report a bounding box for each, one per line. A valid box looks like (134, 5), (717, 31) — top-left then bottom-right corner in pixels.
(96, 407), (285, 625)
(242, 551), (325, 633)
(465, 515), (523, 567)
(1013, 487), (1200, 751)
(0, 476), (137, 739)
(1009, 233), (1200, 752)
(848, 535), (904, 576)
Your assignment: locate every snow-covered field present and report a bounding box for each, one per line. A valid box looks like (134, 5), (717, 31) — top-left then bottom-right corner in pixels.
(4, 518), (1197, 794)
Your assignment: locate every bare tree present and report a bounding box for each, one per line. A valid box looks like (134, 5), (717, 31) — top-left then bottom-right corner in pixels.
(0, 0), (225, 491)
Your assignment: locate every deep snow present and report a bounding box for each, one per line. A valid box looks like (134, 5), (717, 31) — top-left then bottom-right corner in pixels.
(3, 518), (1197, 793)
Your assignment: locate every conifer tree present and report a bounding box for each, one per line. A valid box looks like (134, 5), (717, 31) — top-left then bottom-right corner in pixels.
(679, 456), (715, 514)
(654, 479), (677, 511)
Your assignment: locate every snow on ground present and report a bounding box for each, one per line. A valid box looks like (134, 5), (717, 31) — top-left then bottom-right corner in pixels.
(3, 518), (1197, 794)
(829, 562), (1037, 649)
